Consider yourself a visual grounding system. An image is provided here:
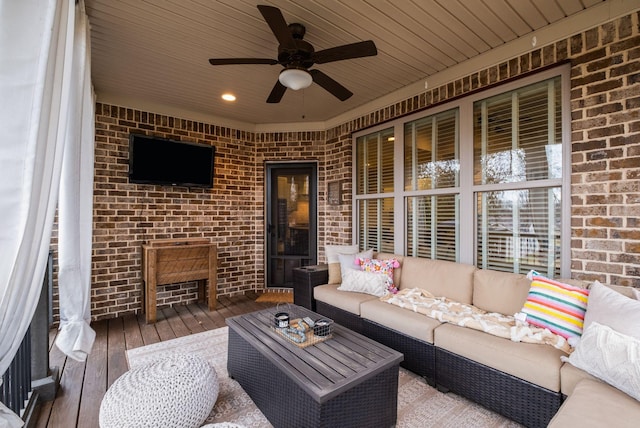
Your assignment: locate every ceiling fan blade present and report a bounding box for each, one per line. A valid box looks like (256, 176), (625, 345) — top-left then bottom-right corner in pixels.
(209, 58), (278, 65)
(266, 80), (287, 103)
(257, 5), (296, 50)
(309, 69), (352, 101)
(312, 40), (377, 64)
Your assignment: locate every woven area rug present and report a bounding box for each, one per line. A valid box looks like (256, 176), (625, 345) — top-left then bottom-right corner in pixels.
(126, 327), (521, 427)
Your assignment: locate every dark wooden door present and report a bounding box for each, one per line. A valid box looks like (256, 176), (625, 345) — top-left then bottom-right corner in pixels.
(266, 163), (317, 288)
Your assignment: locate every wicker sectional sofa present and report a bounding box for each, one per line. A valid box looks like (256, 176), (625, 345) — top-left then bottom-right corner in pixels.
(309, 251), (640, 428)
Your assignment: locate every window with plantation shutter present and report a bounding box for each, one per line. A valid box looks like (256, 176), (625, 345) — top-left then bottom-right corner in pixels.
(474, 79), (562, 185)
(355, 128), (395, 252)
(474, 77), (563, 276)
(357, 198), (395, 253)
(352, 68), (569, 277)
(404, 108), (460, 261)
(476, 189), (561, 275)
(404, 109), (459, 191)
(406, 194), (458, 261)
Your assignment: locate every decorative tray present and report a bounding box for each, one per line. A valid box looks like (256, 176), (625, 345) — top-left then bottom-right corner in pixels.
(272, 318), (334, 348)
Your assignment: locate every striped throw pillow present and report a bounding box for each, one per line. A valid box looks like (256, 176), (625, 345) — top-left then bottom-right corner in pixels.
(521, 275), (590, 340)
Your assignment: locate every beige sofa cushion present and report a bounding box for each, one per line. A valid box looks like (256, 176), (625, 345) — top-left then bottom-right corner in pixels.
(434, 323), (566, 391)
(360, 299), (441, 344)
(472, 269), (531, 315)
(606, 283), (640, 299)
(560, 362), (599, 396)
(556, 277), (590, 288)
(313, 283), (377, 315)
(325, 244), (360, 284)
(583, 281), (640, 339)
(398, 257), (475, 304)
(548, 379), (640, 428)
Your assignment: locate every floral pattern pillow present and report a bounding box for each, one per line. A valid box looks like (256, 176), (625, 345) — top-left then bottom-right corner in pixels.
(357, 258), (400, 294)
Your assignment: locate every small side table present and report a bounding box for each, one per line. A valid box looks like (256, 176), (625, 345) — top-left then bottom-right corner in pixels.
(292, 265), (329, 311)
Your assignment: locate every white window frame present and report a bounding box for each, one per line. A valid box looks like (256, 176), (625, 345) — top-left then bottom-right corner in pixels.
(353, 65), (571, 277)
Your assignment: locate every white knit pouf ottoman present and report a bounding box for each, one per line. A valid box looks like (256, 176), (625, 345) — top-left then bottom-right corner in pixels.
(99, 353), (218, 428)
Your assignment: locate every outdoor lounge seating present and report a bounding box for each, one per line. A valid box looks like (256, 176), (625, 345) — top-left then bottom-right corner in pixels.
(311, 247), (640, 428)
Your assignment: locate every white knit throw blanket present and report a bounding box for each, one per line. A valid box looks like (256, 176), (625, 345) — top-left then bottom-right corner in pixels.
(381, 288), (571, 353)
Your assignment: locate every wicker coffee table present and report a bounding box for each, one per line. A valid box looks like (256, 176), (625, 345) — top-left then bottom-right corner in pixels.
(226, 305), (403, 428)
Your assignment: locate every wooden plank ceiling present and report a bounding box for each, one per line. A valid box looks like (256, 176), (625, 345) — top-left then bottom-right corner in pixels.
(85, 0), (605, 126)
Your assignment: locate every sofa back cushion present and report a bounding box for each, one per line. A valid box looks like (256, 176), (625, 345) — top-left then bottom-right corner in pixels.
(473, 269), (531, 315)
(583, 281), (640, 339)
(325, 244), (360, 284)
(398, 257), (476, 304)
(606, 283), (640, 300)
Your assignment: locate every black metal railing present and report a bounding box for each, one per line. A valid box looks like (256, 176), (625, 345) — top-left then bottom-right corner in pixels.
(1, 327), (32, 415)
(1, 250), (54, 421)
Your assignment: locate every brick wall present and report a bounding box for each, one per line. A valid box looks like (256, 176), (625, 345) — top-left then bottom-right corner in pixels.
(325, 11), (640, 287)
(254, 131), (329, 283)
(86, 105), (263, 320)
(569, 13), (640, 286)
(49, 11), (638, 322)
(70, 108), (338, 321)
(321, 128), (355, 260)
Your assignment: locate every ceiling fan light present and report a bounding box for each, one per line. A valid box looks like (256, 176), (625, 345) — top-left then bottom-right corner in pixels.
(279, 68), (312, 90)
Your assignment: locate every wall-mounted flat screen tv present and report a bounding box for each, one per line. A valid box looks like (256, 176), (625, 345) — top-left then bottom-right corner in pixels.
(128, 134), (215, 188)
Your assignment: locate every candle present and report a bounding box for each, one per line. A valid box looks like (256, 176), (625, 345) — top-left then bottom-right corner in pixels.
(275, 312), (289, 328)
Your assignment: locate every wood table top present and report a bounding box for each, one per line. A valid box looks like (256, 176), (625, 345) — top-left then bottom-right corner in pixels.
(226, 305), (403, 403)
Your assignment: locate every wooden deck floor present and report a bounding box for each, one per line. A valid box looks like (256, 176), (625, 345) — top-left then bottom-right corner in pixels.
(35, 293), (276, 428)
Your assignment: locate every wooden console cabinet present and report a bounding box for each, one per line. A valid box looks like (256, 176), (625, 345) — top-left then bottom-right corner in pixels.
(142, 238), (217, 323)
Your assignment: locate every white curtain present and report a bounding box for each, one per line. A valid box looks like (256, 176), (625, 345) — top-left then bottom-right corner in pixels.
(54, 1), (96, 362)
(0, 0), (95, 424)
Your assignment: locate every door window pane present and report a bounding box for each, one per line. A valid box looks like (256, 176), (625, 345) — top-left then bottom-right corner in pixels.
(275, 174), (310, 256)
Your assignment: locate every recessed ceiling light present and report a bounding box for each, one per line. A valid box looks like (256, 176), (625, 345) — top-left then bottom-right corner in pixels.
(222, 93), (236, 101)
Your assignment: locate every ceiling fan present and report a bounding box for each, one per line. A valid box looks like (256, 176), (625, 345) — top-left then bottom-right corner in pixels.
(208, 5), (378, 103)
